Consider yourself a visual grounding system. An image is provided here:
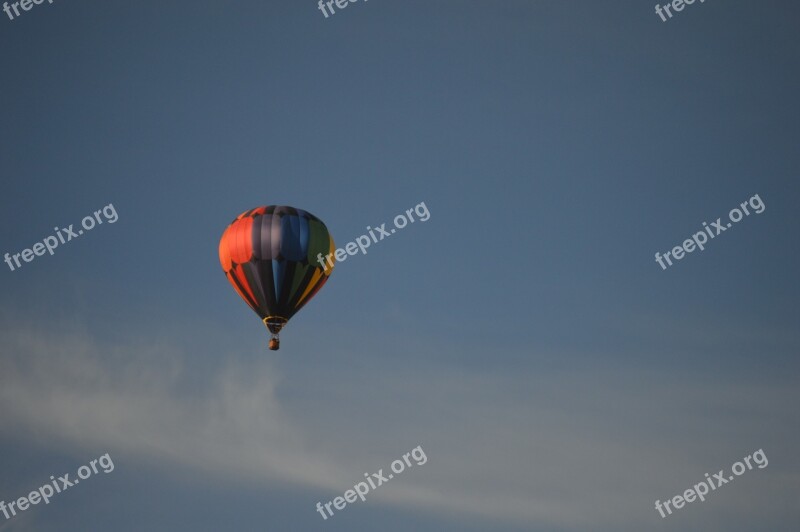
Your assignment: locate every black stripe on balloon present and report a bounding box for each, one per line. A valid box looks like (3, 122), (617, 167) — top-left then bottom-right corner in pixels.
(256, 258), (278, 317)
(278, 259), (299, 318)
(286, 264), (317, 312)
(251, 211), (264, 260)
(241, 261), (270, 315)
(296, 274), (328, 314)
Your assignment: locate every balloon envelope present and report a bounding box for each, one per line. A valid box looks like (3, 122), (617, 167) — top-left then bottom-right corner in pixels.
(219, 206), (334, 346)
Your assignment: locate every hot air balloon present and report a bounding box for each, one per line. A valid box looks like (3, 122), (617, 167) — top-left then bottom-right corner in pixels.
(219, 206), (335, 350)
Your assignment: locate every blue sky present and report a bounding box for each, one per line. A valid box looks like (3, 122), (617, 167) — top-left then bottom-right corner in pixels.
(1, 1), (798, 530)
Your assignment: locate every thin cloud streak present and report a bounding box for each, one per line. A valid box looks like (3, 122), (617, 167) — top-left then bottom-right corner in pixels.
(0, 321), (797, 530)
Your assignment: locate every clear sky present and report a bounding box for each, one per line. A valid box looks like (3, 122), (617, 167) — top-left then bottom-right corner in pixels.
(1, 1), (798, 530)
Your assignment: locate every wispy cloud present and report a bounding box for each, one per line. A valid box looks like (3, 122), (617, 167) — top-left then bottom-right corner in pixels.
(0, 319), (797, 530)
(0, 322), (345, 490)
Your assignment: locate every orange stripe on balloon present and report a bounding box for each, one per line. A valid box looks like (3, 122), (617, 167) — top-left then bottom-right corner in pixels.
(227, 271), (257, 311)
(219, 226), (233, 272)
(228, 217), (254, 264)
(296, 276), (328, 312)
(294, 268), (322, 308)
(231, 265), (259, 308)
